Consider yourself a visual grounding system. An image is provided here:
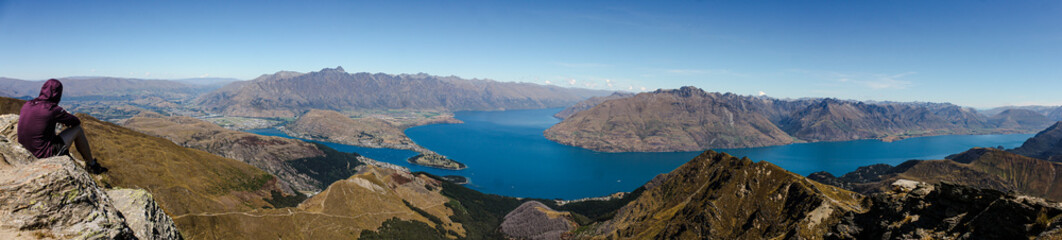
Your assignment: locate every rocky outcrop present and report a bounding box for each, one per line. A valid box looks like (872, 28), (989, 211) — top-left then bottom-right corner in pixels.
(1011, 121), (1062, 162)
(0, 114), (181, 240)
(107, 189), (183, 240)
(197, 67), (611, 118)
(831, 181), (1062, 239)
(553, 92), (635, 119)
(501, 201), (577, 240)
(0, 156), (136, 239)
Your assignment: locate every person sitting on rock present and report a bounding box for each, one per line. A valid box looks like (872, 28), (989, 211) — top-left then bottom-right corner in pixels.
(17, 79), (106, 174)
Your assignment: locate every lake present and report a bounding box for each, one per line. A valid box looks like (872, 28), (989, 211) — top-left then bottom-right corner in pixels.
(252, 108), (1034, 200)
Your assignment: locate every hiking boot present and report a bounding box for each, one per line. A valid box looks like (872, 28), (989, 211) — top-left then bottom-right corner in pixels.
(85, 159), (108, 174)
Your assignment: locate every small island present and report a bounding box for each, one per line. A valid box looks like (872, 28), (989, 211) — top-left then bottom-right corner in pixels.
(439, 175), (469, 185)
(407, 153), (467, 170)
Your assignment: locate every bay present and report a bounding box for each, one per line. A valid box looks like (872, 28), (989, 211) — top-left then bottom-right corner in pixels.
(252, 108), (1034, 200)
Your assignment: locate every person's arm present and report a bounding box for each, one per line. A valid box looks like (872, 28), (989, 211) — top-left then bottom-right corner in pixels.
(54, 107), (81, 127)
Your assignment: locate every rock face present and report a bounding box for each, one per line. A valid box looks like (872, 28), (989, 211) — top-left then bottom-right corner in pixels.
(833, 182), (1062, 239)
(0, 114), (181, 240)
(547, 86), (1036, 152)
(107, 189), (183, 240)
(553, 92), (635, 119)
(501, 201), (577, 240)
(197, 67), (611, 118)
(121, 113), (326, 193)
(1010, 121), (1062, 162)
(0, 156), (136, 239)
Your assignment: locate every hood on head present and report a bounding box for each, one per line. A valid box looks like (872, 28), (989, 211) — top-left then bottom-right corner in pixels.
(34, 79), (63, 103)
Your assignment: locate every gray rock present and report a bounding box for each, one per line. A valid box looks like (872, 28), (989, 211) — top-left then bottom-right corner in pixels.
(0, 156), (136, 239)
(107, 189), (183, 240)
(0, 114), (183, 239)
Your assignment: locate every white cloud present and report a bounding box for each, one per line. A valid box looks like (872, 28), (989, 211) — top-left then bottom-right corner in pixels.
(605, 79), (613, 88)
(862, 72), (915, 89)
(758, 91), (766, 96)
(819, 71), (916, 90)
(628, 85), (634, 90)
(639, 86), (647, 91)
(567, 78), (577, 85)
(554, 62), (611, 68)
(664, 69), (705, 74)
(199, 73), (210, 78)
(544, 80), (552, 84)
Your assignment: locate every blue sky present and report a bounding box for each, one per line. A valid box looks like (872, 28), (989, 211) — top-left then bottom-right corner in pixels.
(1, 0), (1059, 108)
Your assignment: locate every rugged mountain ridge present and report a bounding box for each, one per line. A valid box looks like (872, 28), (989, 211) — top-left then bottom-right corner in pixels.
(547, 86), (1045, 152)
(197, 67), (612, 118)
(809, 147), (1062, 202)
(1011, 121), (1062, 161)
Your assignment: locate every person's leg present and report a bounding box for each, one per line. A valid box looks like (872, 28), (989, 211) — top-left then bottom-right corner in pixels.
(58, 125), (94, 163)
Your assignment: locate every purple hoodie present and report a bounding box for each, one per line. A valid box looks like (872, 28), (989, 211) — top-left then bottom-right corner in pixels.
(18, 79), (81, 158)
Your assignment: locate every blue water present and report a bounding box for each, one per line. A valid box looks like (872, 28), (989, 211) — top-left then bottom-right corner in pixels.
(251, 108), (1034, 200)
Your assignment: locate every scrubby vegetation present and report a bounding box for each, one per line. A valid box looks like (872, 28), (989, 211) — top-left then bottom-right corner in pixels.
(285, 143), (364, 189)
(358, 218), (449, 240)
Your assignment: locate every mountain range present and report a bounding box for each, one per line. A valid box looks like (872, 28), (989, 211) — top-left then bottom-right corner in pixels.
(196, 66), (613, 118)
(546, 86), (1053, 152)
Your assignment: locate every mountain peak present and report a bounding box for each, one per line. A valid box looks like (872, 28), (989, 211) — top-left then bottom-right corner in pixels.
(320, 66), (346, 73)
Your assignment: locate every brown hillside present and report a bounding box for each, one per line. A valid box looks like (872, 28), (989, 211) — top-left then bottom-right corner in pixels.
(76, 113), (286, 216)
(121, 113), (326, 193)
(173, 165), (465, 239)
